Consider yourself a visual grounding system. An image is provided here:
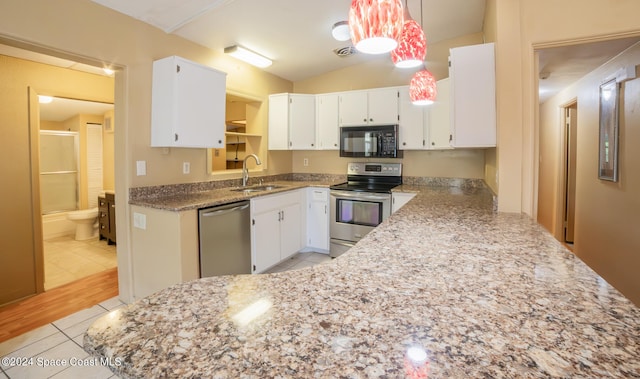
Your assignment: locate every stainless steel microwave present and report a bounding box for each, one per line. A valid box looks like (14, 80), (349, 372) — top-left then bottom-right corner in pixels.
(339, 124), (402, 158)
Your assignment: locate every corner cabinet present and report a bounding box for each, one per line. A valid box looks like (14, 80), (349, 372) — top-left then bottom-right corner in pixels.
(250, 190), (304, 273)
(449, 43), (496, 148)
(268, 93), (316, 150)
(151, 56), (226, 148)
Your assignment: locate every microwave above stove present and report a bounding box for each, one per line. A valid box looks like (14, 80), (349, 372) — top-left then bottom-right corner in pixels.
(339, 124), (402, 158)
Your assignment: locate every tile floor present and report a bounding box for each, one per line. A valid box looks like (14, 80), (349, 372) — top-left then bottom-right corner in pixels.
(0, 252), (331, 379)
(44, 236), (117, 290)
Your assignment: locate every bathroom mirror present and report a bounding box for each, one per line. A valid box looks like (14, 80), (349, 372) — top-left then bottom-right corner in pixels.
(208, 92), (265, 174)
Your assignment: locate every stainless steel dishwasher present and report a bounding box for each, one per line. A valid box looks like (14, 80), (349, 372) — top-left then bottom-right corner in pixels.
(198, 200), (251, 277)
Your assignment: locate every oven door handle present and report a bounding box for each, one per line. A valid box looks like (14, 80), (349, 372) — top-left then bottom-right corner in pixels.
(330, 191), (390, 201)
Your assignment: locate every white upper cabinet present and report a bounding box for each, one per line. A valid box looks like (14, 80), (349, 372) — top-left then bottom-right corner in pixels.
(428, 78), (453, 150)
(268, 93), (316, 150)
(398, 86), (427, 150)
(339, 87), (399, 126)
(398, 83), (451, 150)
(449, 43), (496, 148)
(316, 93), (340, 150)
(151, 56), (226, 148)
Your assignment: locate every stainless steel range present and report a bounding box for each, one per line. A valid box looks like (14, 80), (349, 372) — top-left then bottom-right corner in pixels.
(329, 162), (402, 258)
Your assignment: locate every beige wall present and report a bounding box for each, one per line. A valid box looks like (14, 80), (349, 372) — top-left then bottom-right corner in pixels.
(490, 0), (640, 214)
(0, 54), (113, 305)
(538, 43), (640, 305)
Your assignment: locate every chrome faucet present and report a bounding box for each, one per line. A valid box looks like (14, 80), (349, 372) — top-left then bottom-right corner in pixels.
(242, 154), (262, 186)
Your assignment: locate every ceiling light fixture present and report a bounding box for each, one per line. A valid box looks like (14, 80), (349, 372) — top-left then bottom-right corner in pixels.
(409, 69), (437, 105)
(407, 0), (435, 105)
(38, 95), (53, 104)
(332, 21), (351, 42)
(391, 0), (426, 68)
(224, 45), (272, 68)
(349, 0), (404, 54)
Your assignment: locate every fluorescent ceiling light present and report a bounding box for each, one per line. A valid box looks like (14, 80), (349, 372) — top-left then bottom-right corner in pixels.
(224, 45), (272, 68)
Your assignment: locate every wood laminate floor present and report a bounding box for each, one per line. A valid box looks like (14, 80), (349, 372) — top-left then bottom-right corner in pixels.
(0, 268), (118, 343)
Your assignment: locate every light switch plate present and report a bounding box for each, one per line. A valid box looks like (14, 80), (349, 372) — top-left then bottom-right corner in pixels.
(136, 160), (146, 176)
(133, 212), (146, 229)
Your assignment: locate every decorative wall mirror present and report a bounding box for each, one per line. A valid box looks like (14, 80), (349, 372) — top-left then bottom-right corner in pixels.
(598, 78), (620, 182)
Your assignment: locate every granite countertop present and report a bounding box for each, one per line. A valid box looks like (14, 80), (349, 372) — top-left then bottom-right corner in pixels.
(85, 186), (639, 378)
(129, 180), (334, 211)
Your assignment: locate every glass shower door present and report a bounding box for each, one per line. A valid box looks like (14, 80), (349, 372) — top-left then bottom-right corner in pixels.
(40, 131), (79, 214)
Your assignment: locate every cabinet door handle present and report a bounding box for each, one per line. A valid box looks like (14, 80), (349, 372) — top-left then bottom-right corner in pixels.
(363, 118), (367, 122)
(281, 210), (284, 221)
(369, 118), (373, 122)
(174, 133), (178, 142)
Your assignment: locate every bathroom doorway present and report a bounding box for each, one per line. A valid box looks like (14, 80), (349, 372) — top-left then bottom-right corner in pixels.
(38, 97), (116, 290)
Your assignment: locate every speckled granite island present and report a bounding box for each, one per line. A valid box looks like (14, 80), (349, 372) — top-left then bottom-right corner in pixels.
(85, 186), (639, 378)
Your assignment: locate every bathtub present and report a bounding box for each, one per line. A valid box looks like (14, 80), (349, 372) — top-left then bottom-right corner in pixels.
(42, 212), (76, 240)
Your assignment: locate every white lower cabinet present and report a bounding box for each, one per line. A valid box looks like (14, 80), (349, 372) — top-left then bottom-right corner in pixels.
(306, 187), (329, 251)
(251, 190), (304, 273)
(392, 192), (417, 213)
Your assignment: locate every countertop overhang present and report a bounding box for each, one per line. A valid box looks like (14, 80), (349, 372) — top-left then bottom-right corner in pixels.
(86, 185), (639, 378)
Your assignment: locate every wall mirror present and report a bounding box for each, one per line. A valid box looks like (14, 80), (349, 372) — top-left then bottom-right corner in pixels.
(208, 92), (264, 174)
(598, 78), (620, 182)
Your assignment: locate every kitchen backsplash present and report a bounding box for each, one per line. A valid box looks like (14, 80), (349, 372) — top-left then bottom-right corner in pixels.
(129, 173), (487, 201)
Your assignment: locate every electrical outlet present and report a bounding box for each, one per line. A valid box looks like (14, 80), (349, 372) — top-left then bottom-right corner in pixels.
(183, 162), (190, 174)
(303, 158), (309, 167)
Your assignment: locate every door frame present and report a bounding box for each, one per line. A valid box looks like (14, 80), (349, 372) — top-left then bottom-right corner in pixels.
(555, 99), (578, 242)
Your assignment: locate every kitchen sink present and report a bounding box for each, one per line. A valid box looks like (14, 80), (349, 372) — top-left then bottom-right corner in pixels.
(230, 185), (285, 193)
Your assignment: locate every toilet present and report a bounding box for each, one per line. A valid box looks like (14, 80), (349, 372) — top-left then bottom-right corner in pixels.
(67, 208), (99, 240)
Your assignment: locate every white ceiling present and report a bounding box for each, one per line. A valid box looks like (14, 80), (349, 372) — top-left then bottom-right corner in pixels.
(1, 0), (638, 104)
(92, 0), (486, 82)
(39, 97), (113, 122)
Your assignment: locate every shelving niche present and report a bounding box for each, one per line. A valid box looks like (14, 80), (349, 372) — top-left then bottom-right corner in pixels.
(210, 96), (263, 172)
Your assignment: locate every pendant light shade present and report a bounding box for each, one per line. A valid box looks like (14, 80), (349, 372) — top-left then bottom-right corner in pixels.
(349, 0), (404, 55)
(391, 17), (426, 68)
(409, 69), (437, 105)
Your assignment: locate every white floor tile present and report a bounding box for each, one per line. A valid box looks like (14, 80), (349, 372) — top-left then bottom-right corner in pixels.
(52, 305), (106, 331)
(291, 260), (318, 270)
(0, 324), (59, 356)
(4, 340), (88, 379)
(98, 297), (124, 311)
(49, 360), (115, 379)
(59, 313), (109, 340)
(0, 332), (68, 370)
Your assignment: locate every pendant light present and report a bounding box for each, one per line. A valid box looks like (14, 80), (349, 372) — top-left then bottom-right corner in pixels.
(349, 0), (404, 55)
(407, 0), (436, 105)
(409, 69), (437, 105)
(391, 0), (426, 68)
